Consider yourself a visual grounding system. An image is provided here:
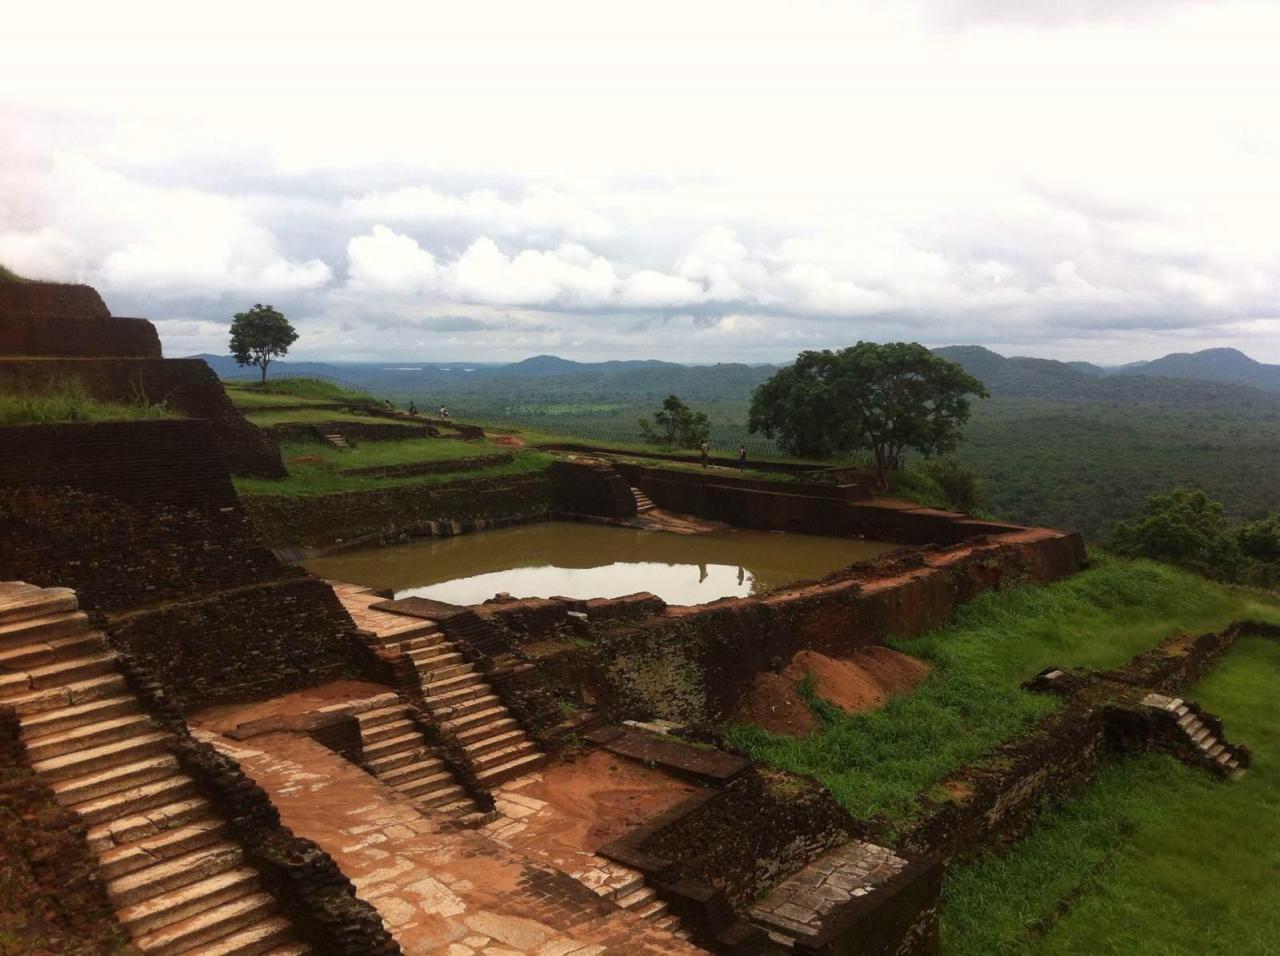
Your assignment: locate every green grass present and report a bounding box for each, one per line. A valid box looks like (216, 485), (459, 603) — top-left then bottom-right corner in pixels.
(234, 439), (554, 496)
(223, 377), (371, 404)
(724, 557), (1280, 827)
(242, 408), (423, 427)
(0, 381), (174, 425)
(940, 635), (1280, 954)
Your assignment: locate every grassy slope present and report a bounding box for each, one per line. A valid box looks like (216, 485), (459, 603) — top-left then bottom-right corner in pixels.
(242, 407), (426, 427)
(223, 378), (371, 404)
(942, 636), (1280, 955)
(725, 558), (1280, 828)
(235, 439), (553, 496)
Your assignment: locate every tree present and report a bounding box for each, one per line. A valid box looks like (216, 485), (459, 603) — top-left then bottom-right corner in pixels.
(639, 394), (711, 448)
(1110, 489), (1238, 572)
(748, 342), (988, 489)
(229, 304), (298, 383)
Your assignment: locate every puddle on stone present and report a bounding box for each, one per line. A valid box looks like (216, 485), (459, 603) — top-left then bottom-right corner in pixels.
(304, 521), (899, 606)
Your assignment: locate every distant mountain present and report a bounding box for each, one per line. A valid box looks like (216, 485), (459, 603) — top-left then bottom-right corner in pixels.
(1115, 348), (1280, 392)
(490, 355), (682, 377)
(189, 354), (348, 379)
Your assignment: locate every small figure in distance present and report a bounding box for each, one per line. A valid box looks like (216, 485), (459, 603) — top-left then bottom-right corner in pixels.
(408, 400), (418, 416)
(738, 444), (747, 469)
(383, 398), (394, 411)
(700, 440), (710, 468)
(440, 404), (450, 419)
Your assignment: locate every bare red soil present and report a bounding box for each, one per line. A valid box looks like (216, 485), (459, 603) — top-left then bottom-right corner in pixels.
(732, 646), (930, 736)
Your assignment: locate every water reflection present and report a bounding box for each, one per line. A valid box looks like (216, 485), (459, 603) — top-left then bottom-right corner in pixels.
(304, 521), (899, 606)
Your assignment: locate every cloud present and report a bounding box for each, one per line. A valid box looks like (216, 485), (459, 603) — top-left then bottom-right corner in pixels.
(346, 185), (614, 241)
(345, 225), (437, 294)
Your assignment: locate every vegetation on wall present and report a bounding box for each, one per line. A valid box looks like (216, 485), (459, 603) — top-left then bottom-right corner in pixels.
(0, 380), (172, 425)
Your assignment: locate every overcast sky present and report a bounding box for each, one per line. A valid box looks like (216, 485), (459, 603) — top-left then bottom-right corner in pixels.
(3, 0), (1278, 364)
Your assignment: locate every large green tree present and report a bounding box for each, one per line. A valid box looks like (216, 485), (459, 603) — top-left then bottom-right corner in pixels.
(229, 304), (298, 382)
(748, 342), (988, 488)
(639, 394), (711, 448)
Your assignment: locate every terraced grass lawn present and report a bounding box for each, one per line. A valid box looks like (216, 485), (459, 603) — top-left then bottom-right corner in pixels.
(223, 378), (371, 405)
(725, 558), (1280, 828)
(941, 635), (1280, 954)
(234, 439), (555, 496)
(242, 408), (425, 427)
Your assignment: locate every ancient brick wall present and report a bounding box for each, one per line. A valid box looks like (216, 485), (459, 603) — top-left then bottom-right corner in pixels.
(242, 472), (555, 548)
(0, 358), (285, 477)
(547, 459), (637, 518)
(265, 420), (439, 443)
(0, 419), (371, 708)
(590, 532), (1087, 726)
(0, 280), (161, 357)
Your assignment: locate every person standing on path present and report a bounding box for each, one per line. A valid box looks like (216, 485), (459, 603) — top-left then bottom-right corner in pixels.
(738, 444), (747, 469)
(700, 441), (710, 467)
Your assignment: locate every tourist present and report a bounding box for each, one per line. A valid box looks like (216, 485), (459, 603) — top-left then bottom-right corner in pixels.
(440, 404), (450, 418)
(700, 441), (710, 467)
(383, 399), (394, 411)
(738, 444), (747, 469)
(408, 400), (418, 416)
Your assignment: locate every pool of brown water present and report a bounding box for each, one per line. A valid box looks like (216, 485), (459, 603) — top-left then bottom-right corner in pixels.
(304, 521), (899, 606)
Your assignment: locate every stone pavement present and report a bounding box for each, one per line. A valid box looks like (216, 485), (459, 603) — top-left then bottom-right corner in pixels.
(198, 729), (705, 954)
(749, 840), (907, 947)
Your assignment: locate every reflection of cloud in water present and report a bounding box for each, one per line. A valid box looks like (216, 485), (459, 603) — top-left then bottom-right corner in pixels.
(398, 561), (755, 606)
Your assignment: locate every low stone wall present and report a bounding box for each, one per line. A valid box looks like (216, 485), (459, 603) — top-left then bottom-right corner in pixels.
(243, 471), (555, 548)
(548, 459), (637, 519)
(0, 357), (285, 477)
(0, 280), (161, 358)
(342, 452), (513, 478)
(108, 577), (368, 710)
(616, 463), (1016, 544)
(0, 706), (126, 953)
(266, 420), (438, 443)
(590, 531), (1086, 726)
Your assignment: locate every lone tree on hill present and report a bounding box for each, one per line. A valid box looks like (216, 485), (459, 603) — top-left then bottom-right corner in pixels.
(229, 304), (298, 383)
(639, 394), (711, 448)
(748, 342), (988, 490)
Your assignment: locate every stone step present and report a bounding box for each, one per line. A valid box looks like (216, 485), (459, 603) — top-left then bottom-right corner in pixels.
(366, 746), (431, 775)
(461, 726), (523, 755)
(0, 629), (103, 669)
(417, 660), (474, 683)
(1207, 742), (1225, 758)
(72, 774), (197, 827)
(128, 882), (273, 952)
(362, 731), (425, 761)
(261, 944), (309, 956)
(88, 797), (213, 854)
(197, 914), (297, 956)
(0, 585), (77, 624)
(475, 751), (547, 787)
(362, 717), (416, 744)
(425, 682), (494, 709)
(378, 756), (446, 787)
(383, 635), (447, 655)
(1177, 712), (1197, 729)
(22, 694), (141, 738)
(471, 740), (537, 772)
(435, 693), (500, 721)
(0, 609), (87, 649)
(618, 886), (657, 909)
(3, 673), (129, 717)
(423, 670), (484, 696)
(439, 799), (481, 816)
(26, 713), (156, 762)
(606, 873), (646, 900)
(417, 784), (468, 810)
(356, 704), (408, 729)
(411, 648), (465, 669)
(33, 730), (170, 783)
(26, 652), (118, 690)
(396, 769), (459, 798)
(1191, 727), (1210, 745)
(108, 842), (245, 907)
(52, 753), (180, 806)
(636, 898), (669, 921)
(1174, 704), (1190, 717)
(99, 818), (227, 881)
(443, 705), (509, 734)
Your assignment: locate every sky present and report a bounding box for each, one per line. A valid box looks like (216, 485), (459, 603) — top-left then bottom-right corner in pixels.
(2, 0), (1279, 364)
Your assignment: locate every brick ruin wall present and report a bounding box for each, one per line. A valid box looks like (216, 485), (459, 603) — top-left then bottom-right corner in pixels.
(242, 471), (556, 549)
(0, 419), (368, 709)
(0, 280), (161, 357)
(0, 357), (286, 478)
(588, 531), (1086, 727)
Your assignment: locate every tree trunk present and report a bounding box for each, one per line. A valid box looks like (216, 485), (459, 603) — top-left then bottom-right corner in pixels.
(259, 360), (268, 383)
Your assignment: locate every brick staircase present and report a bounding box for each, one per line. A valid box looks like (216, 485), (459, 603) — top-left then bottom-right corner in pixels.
(631, 486), (656, 514)
(0, 581), (308, 955)
(322, 433), (350, 450)
(1143, 692), (1247, 778)
(352, 692), (479, 815)
(363, 614), (548, 788)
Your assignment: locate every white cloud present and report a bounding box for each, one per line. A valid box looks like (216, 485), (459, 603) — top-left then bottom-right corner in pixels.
(347, 185), (613, 241)
(345, 225), (437, 294)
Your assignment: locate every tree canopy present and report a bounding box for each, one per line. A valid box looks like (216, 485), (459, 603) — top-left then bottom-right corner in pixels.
(748, 342), (988, 487)
(639, 394), (710, 448)
(229, 304), (298, 382)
